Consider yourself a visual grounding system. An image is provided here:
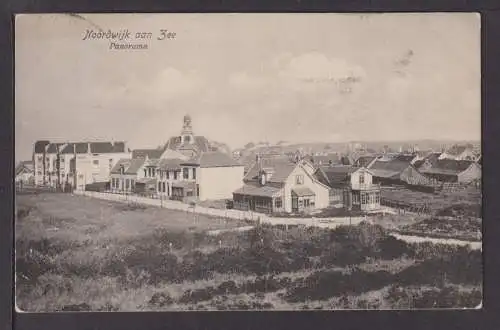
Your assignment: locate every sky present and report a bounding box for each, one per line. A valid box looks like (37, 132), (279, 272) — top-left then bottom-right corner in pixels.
(15, 13), (481, 161)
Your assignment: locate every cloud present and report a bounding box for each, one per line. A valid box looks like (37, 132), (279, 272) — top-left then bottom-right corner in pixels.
(279, 52), (365, 83)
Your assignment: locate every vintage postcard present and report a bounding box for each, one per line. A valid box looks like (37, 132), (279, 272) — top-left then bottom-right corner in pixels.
(14, 13), (481, 311)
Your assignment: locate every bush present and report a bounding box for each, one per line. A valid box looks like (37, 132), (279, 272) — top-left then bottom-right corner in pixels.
(284, 269), (393, 303)
(149, 292), (174, 307)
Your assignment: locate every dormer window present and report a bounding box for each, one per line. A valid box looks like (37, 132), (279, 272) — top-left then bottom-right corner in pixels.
(184, 135), (191, 143)
(359, 173), (365, 184)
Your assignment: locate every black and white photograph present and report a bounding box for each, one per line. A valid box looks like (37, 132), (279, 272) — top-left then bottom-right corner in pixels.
(15, 13), (482, 311)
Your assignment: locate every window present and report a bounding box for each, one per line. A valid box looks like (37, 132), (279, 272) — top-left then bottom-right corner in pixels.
(37, 171), (42, 175)
(160, 170), (164, 179)
(275, 199), (282, 208)
(359, 173), (365, 184)
(167, 183), (170, 196)
(126, 179), (130, 190)
(304, 199), (310, 207)
(162, 182), (166, 193)
(93, 159), (99, 166)
(192, 168), (196, 180)
(131, 180), (135, 189)
(361, 193), (367, 204)
(38, 156), (43, 162)
(183, 168), (189, 179)
(158, 182), (162, 192)
(166, 171), (170, 180)
(152, 168), (156, 177)
(174, 171), (178, 180)
(187, 191), (193, 197)
(295, 175), (304, 185)
(144, 169), (147, 177)
(184, 135), (191, 143)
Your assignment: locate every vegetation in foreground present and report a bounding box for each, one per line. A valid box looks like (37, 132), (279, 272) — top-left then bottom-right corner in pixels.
(16, 193), (482, 311)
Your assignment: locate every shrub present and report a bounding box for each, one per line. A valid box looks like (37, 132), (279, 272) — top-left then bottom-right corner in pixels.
(284, 269), (393, 303)
(149, 292), (174, 307)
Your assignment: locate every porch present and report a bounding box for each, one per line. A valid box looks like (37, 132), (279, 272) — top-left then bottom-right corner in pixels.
(233, 184), (283, 214)
(291, 187), (316, 213)
(171, 181), (198, 202)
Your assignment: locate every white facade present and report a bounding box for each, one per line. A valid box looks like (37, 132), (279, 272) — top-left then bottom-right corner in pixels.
(282, 164), (330, 212)
(197, 166), (245, 201)
(75, 152), (131, 190)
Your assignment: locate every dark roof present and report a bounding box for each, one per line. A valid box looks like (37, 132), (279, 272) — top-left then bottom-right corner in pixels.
(233, 183), (282, 197)
(197, 152), (242, 168)
(159, 158), (184, 171)
(59, 141), (126, 154)
(394, 154), (416, 162)
(413, 160), (425, 169)
(34, 140), (50, 153)
(425, 152), (442, 165)
(317, 165), (357, 187)
(46, 143), (65, 153)
(244, 157), (297, 184)
(354, 155), (376, 167)
(421, 159), (475, 175)
(369, 159), (411, 173)
(132, 148), (164, 159)
(368, 159), (412, 179)
(112, 142), (126, 153)
(165, 135), (210, 153)
(309, 154), (340, 165)
(110, 158), (146, 174)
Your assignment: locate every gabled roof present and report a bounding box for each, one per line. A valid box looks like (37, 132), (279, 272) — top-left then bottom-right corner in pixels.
(244, 157), (297, 183)
(132, 148), (164, 159)
(16, 161), (34, 175)
(354, 155), (377, 167)
(110, 158), (146, 174)
(316, 165), (360, 187)
(368, 159), (413, 179)
(420, 159), (476, 175)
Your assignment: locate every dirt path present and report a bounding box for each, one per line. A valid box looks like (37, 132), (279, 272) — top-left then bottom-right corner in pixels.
(75, 191), (482, 250)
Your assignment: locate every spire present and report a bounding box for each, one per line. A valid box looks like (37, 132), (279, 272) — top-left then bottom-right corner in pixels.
(181, 114), (194, 144)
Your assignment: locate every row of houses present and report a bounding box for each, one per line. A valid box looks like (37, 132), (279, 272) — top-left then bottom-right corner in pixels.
(19, 115), (480, 216)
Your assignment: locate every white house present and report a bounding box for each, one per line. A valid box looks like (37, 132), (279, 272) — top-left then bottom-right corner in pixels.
(233, 156), (330, 214)
(15, 161), (34, 186)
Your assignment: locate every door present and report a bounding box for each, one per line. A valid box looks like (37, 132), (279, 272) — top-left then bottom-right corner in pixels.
(292, 196), (298, 212)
